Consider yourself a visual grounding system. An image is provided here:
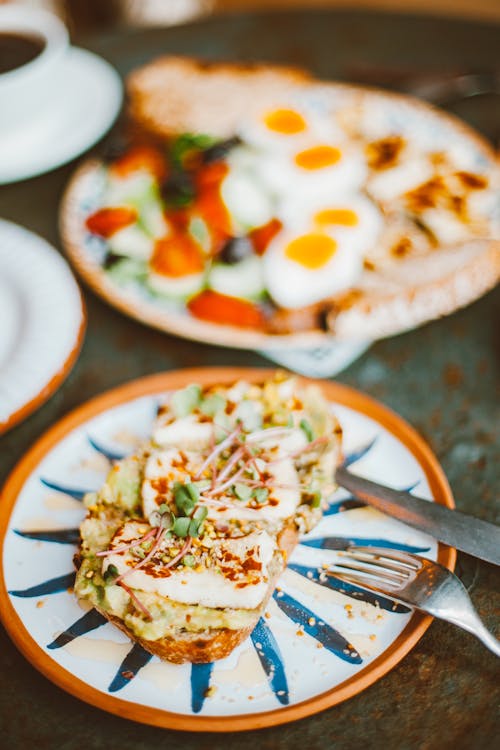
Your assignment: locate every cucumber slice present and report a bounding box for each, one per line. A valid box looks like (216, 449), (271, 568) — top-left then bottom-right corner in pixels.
(106, 257), (148, 285)
(148, 270), (205, 300)
(105, 173), (168, 238)
(139, 201), (169, 238)
(208, 254), (265, 300)
(107, 224), (154, 260)
(221, 165), (274, 232)
(105, 172), (155, 206)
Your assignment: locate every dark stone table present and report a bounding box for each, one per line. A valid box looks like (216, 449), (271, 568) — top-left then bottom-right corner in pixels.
(1, 9), (499, 749)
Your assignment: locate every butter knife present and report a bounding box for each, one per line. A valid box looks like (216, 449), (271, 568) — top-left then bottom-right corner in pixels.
(335, 465), (500, 566)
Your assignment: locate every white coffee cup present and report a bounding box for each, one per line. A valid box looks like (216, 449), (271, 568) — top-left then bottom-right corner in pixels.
(0, 5), (69, 132)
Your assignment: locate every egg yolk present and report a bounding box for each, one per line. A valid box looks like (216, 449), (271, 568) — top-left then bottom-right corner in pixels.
(285, 233), (337, 270)
(264, 109), (307, 134)
(294, 145), (342, 170)
(314, 208), (359, 226)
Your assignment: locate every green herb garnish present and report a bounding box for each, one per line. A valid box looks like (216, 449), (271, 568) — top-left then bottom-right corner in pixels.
(170, 133), (216, 169)
(233, 483), (253, 502)
(300, 418), (314, 442)
(193, 506), (208, 522)
(173, 517), (191, 538)
(160, 510), (175, 530)
(253, 487), (269, 504)
(173, 482), (197, 516)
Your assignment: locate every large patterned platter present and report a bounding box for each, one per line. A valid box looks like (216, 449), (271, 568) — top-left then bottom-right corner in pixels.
(0, 368), (455, 731)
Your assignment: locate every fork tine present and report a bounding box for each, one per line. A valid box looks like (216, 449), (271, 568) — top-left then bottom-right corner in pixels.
(330, 560), (407, 585)
(347, 546), (422, 569)
(328, 570), (401, 594)
(340, 549), (417, 575)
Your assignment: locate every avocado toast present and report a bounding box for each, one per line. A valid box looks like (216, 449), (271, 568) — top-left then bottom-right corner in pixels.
(74, 373), (342, 663)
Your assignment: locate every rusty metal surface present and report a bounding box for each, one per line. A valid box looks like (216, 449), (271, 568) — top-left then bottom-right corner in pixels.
(0, 9), (499, 749)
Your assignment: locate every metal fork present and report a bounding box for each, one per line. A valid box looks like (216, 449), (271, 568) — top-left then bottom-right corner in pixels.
(328, 547), (500, 656)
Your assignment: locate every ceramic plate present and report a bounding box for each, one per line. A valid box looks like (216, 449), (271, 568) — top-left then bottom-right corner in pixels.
(0, 368), (455, 731)
(60, 83), (500, 351)
(0, 47), (122, 185)
(0, 219), (86, 434)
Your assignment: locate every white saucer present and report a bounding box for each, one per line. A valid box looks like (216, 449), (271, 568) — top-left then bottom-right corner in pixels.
(0, 47), (122, 184)
(0, 219), (86, 433)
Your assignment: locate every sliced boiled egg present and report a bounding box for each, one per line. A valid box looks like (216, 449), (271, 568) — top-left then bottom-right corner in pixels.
(281, 192), (383, 254)
(240, 103), (344, 155)
(263, 195), (381, 308)
(255, 140), (367, 200)
(262, 229), (360, 309)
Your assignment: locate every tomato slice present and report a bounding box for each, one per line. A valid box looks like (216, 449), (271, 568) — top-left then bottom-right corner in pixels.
(192, 162), (232, 253)
(249, 218), (283, 255)
(187, 290), (265, 329)
(85, 207), (138, 238)
(110, 145), (167, 182)
(151, 233), (205, 277)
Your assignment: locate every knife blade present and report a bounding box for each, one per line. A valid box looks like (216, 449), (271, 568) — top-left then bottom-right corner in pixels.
(335, 465), (500, 566)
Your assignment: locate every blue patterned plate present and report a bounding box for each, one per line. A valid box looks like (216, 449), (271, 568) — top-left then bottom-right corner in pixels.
(0, 368), (455, 731)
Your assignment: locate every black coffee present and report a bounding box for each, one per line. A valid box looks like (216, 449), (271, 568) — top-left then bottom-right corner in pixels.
(0, 32), (46, 74)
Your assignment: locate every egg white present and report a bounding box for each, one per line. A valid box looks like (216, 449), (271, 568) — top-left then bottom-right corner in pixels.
(255, 140), (367, 202)
(263, 194), (382, 309)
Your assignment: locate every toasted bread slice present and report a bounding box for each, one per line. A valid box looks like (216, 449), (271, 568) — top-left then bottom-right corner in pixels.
(128, 56), (312, 139)
(88, 524), (297, 664)
(74, 375), (340, 663)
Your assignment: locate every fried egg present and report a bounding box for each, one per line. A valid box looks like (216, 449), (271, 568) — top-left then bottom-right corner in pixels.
(263, 195), (382, 309)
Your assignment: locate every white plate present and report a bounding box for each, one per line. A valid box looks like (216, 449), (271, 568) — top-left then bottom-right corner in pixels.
(0, 219), (85, 433)
(0, 370), (455, 731)
(0, 47), (122, 184)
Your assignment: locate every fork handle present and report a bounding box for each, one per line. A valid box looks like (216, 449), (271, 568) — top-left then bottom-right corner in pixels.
(446, 611), (500, 657)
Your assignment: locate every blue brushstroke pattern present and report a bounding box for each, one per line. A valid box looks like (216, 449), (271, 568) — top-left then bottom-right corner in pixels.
(324, 481), (420, 516)
(47, 608), (107, 649)
(288, 563), (409, 613)
(108, 643), (153, 692)
(191, 662), (214, 713)
(40, 478), (91, 501)
(14, 528), (79, 545)
(273, 590), (362, 664)
(88, 435), (127, 462)
(343, 438), (377, 467)
(251, 618), (289, 705)
(300, 537), (429, 554)
(9, 572), (76, 597)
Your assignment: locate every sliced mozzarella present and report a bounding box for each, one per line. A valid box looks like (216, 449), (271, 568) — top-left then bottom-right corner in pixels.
(142, 449), (200, 520)
(153, 414), (214, 450)
(367, 158), (433, 204)
(206, 453), (301, 522)
(103, 525), (276, 609)
(418, 209), (470, 245)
